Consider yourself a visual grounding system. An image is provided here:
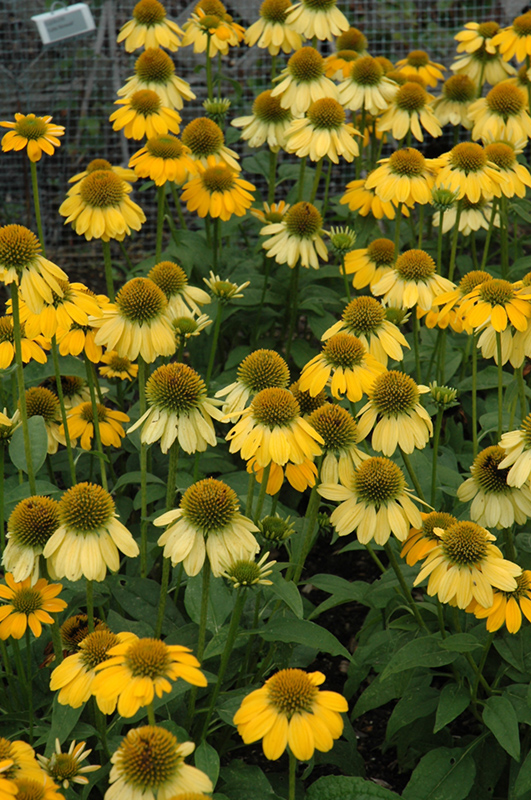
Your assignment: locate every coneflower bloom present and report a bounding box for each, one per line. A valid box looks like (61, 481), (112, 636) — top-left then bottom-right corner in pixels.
(117, 0), (184, 51)
(117, 47), (195, 111)
(271, 47), (338, 117)
(244, 0), (302, 55)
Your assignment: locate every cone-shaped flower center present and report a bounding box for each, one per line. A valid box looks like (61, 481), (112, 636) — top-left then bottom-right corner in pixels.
(472, 445), (511, 493)
(342, 296), (385, 333)
(395, 249), (435, 280)
(80, 630), (121, 669)
(130, 89), (162, 115)
(196, 0), (227, 15)
(395, 82), (428, 111)
(133, 0), (167, 24)
(441, 521), (489, 564)
(487, 83), (525, 116)
(450, 142), (488, 173)
(61, 613), (106, 649)
(9, 496), (59, 548)
(266, 669), (319, 716)
(238, 349), (290, 392)
(79, 403), (109, 423)
(14, 117), (48, 140)
(335, 49), (358, 62)
(146, 362), (205, 412)
(322, 333), (366, 368)
(182, 117), (224, 156)
(80, 171), (126, 209)
(0, 316), (15, 343)
(59, 482), (115, 534)
(309, 403), (357, 449)
(149, 260), (188, 296)
(12, 779), (49, 800)
(406, 49), (429, 67)
(484, 142), (516, 170)
(0, 224), (41, 270)
(477, 20), (499, 38)
(116, 277), (167, 323)
(290, 380), (326, 415)
(350, 55), (384, 85)
(47, 753), (80, 781)
(388, 147), (425, 176)
(146, 135), (186, 159)
(225, 559), (263, 585)
(260, 0), (292, 23)
(419, 511), (457, 540)
(174, 316), (199, 334)
(459, 270), (491, 294)
(371, 370), (419, 414)
(288, 47), (324, 82)
(201, 164), (235, 192)
(135, 48), (175, 83)
(87, 158), (113, 172)
(25, 387), (59, 423)
(367, 237), (395, 266)
(125, 638), (171, 678)
(479, 278), (514, 306)
(0, 739), (20, 780)
(443, 74), (476, 102)
(181, 478), (239, 532)
(115, 727), (182, 789)
(353, 456), (405, 503)
(307, 98), (345, 129)
(285, 202), (322, 238)
(251, 387), (299, 427)
(11, 587), (49, 615)
(513, 12), (531, 36)
(337, 26), (367, 52)
(303, 0), (336, 9)
(253, 90), (292, 123)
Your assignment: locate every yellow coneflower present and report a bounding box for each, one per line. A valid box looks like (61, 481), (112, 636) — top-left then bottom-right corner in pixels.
(431, 74), (477, 128)
(271, 46), (338, 116)
(395, 50), (445, 87)
(308, 402), (365, 484)
(68, 158), (137, 185)
(340, 177), (406, 220)
(18, 279), (102, 340)
(400, 510), (457, 566)
(99, 351), (138, 381)
(109, 90), (182, 140)
(484, 139), (531, 198)
(37, 740), (100, 789)
(181, 115), (240, 171)
(0, 315), (48, 368)
(338, 56), (398, 115)
(284, 97), (359, 163)
(432, 142), (505, 203)
(181, 157), (255, 221)
(457, 277), (531, 333)
(499, 413), (531, 487)
(468, 81), (531, 144)
(378, 81), (442, 142)
(372, 249), (454, 310)
(117, 47), (195, 111)
(216, 348), (290, 416)
(25, 386), (64, 454)
(450, 43), (515, 87)
(0, 113), (64, 161)
(286, 0), (348, 41)
(244, 0), (302, 55)
(64, 403), (129, 451)
(181, 0), (244, 56)
(470, 571), (531, 633)
(365, 147), (436, 205)
(129, 135), (197, 186)
(260, 201), (328, 269)
(148, 260), (211, 319)
(117, 0), (184, 51)
(455, 21), (500, 55)
(324, 49), (359, 80)
(2, 495), (60, 583)
(0, 574), (66, 639)
(492, 11), (531, 62)
(432, 196), (499, 238)
(232, 90), (293, 151)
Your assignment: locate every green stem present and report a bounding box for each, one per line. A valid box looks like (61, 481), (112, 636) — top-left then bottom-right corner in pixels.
(448, 200), (462, 281)
(496, 332), (503, 441)
(292, 476), (322, 584)
(285, 263), (300, 359)
(206, 34), (213, 100)
(436, 210), (444, 272)
(412, 313), (422, 383)
(471, 631), (495, 705)
(394, 204), (403, 251)
(101, 240), (115, 301)
(297, 156), (307, 202)
(25, 627), (33, 744)
(11, 639), (28, 712)
(504, 527), (516, 562)
(170, 182), (188, 230)
(471, 333), (478, 457)
(399, 446), (426, 502)
(500, 195), (509, 279)
(268, 149), (278, 205)
(212, 217), (220, 272)
(251, 254), (273, 348)
(156, 185), (166, 263)
(86, 579), (94, 632)
(384, 542), (428, 631)
(92, 699), (111, 758)
(0, 446), (4, 551)
(50, 618), (63, 664)
(356, 106), (366, 179)
(84, 356), (108, 491)
(11, 284), (36, 494)
(417, 204), (424, 248)
(309, 157), (324, 204)
(52, 336), (76, 486)
(245, 471), (256, 517)
(29, 160), (45, 255)
(201, 588), (246, 739)
(147, 702), (156, 726)
(431, 408), (444, 506)
(289, 751), (297, 800)
(322, 158), (333, 216)
(186, 562), (211, 727)
(0, 640), (17, 710)
(205, 300), (223, 391)
(240, 591), (261, 685)
(517, 364), (527, 422)
(155, 442), (180, 637)
(340, 255), (351, 302)
(138, 357), (149, 577)
(480, 199), (498, 270)
(365, 543), (386, 573)
(253, 463), (271, 522)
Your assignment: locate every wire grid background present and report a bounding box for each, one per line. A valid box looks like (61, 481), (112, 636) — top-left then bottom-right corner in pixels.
(0, 0), (520, 277)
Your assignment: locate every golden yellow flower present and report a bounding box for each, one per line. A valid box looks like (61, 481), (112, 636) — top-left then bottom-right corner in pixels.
(377, 81), (442, 142)
(117, 47), (195, 111)
(232, 90), (293, 151)
(340, 177), (406, 220)
(484, 140), (531, 198)
(372, 249), (454, 310)
(470, 570), (531, 633)
(18, 279), (102, 339)
(181, 0), (245, 56)
(181, 115), (240, 171)
(324, 49), (359, 80)
(234, 668), (348, 760)
(284, 97), (359, 163)
(64, 402), (129, 450)
(457, 277), (531, 333)
(431, 74), (477, 128)
(0, 574), (66, 640)
(395, 50), (445, 87)
(0, 738), (43, 798)
(99, 351), (138, 381)
(492, 12), (531, 62)
(148, 260), (210, 320)
(365, 147), (435, 205)
(109, 89), (182, 140)
(455, 21), (500, 55)
(25, 386), (64, 455)
(129, 135), (197, 186)
(181, 157), (255, 221)
(432, 142), (505, 203)
(0, 113), (64, 161)
(432, 196), (499, 238)
(68, 158), (138, 185)
(11, 774), (63, 800)
(117, 0), (184, 51)
(260, 201), (328, 269)
(216, 348), (290, 416)
(286, 0), (349, 41)
(37, 740), (100, 790)
(338, 56), (398, 115)
(468, 82), (531, 144)
(244, 0), (302, 55)
(2, 495), (60, 583)
(450, 43), (515, 87)
(308, 402), (365, 484)
(271, 47), (338, 117)
(0, 316), (48, 368)
(400, 510), (457, 566)
(499, 413), (531, 487)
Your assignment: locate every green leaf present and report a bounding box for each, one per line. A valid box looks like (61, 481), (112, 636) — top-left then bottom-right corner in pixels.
(267, 573), (303, 619)
(515, 750), (531, 796)
(113, 471), (166, 491)
(434, 684), (470, 733)
(195, 741), (220, 788)
(45, 697), (83, 756)
(483, 695), (521, 761)
(307, 775), (400, 799)
(220, 761), (278, 800)
(259, 618), (352, 660)
(380, 635), (460, 680)
(353, 671), (411, 718)
(9, 416), (48, 474)
(438, 633), (482, 653)
(402, 747), (476, 800)
(386, 683), (439, 740)
(184, 574), (235, 633)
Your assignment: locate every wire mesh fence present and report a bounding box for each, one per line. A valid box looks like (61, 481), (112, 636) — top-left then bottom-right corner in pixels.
(0, 0), (512, 277)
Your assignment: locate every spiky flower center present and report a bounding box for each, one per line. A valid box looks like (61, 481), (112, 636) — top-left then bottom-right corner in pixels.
(58, 375), (86, 400)
(80, 170), (126, 209)
(395, 249), (435, 281)
(406, 49), (429, 67)
(520, 413), (531, 447)
(14, 117), (48, 140)
(87, 158), (112, 172)
(133, 0), (167, 25)
(181, 478), (239, 532)
(146, 135), (187, 159)
(487, 83), (525, 116)
(353, 456), (405, 504)
(148, 261), (188, 297)
(288, 47), (324, 82)
(253, 90), (292, 123)
(388, 147), (425, 176)
(471, 445), (510, 494)
(517, 64), (531, 86)
(59, 482), (115, 534)
(238, 349), (290, 392)
(251, 387), (299, 428)
(371, 370), (419, 415)
(80, 630), (120, 669)
(0, 316), (15, 343)
(9, 496), (59, 548)
(78, 402), (109, 424)
(395, 82), (428, 112)
(367, 237), (395, 266)
(337, 27), (367, 52)
(441, 521), (489, 565)
(0, 739), (20, 780)
(479, 278), (514, 306)
(267, 669), (318, 716)
(174, 316), (199, 334)
(459, 270), (491, 295)
(146, 362), (205, 412)
(301, 0), (336, 8)
(196, 0), (227, 15)
(450, 142), (488, 173)
(10, 586), (47, 615)
(350, 55), (384, 85)
(443, 74), (476, 102)
(124, 638), (171, 678)
(503, 571), (531, 599)
(47, 752), (81, 781)
(513, 12), (531, 36)
(308, 403), (357, 449)
(116, 277), (167, 323)
(477, 21), (499, 38)
(420, 511), (457, 540)
(260, 0), (291, 23)
(25, 387), (59, 423)
(322, 333), (366, 368)
(290, 380), (326, 415)
(130, 89), (162, 115)
(484, 142), (516, 170)
(61, 613), (106, 649)
(307, 98), (345, 129)
(285, 201), (322, 238)
(334, 50), (358, 62)
(136, 49), (174, 84)
(182, 117), (223, 156)
(342, 296), (385, 334)
(115, 727), (181, 789)
(0, 224), (40, 270)
(225, 559), (263, 584)
(201, 164), (235, 193)
(13, 779), (48, 800)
